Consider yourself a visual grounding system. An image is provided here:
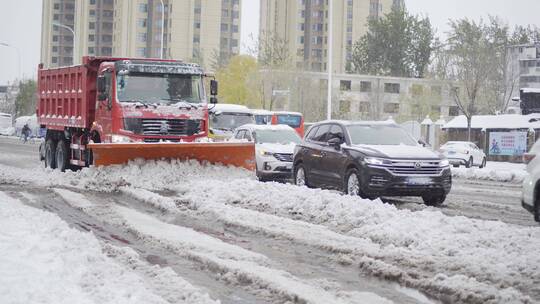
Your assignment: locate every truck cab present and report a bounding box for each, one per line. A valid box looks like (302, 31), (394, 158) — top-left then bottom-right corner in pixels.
(93, 59), (214, 144)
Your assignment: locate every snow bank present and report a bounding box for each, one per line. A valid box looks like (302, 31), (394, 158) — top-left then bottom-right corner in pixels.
(452, 161), (528, 183)
(0, 192), (218, 304)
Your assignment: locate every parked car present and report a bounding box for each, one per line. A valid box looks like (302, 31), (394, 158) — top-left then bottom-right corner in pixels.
(232, 124), (301, 181)
(440, 141), (486, 168)
(293, 121), (452, 206)
(522, 141), (540, 222)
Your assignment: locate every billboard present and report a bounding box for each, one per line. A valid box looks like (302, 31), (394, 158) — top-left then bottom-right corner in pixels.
(488, 132), (528, 156)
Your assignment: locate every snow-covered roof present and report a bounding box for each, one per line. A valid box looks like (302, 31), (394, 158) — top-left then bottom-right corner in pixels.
(237, 124), (295, 131)
(209, 104), (252, 114)
(274, 111), (302, 116)
(442, 114), (540, 130)
(252, 109), (273, 115)
(521, 88), (540, 94)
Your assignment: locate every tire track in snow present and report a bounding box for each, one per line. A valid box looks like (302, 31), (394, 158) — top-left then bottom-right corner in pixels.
(53, 188), (394, 304)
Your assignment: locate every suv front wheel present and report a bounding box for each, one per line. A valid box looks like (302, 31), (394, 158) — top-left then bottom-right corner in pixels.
(294, 164), (309, 187)
(422, 192), (446, 207)
(345, 169), (361, 196)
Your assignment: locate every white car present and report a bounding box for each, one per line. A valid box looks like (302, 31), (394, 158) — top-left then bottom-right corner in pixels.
(522, 141), (540, 222)
(232, 124), (301, 181)
(440, 141), (486, 168)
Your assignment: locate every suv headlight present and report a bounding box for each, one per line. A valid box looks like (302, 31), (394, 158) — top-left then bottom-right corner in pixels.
(364, 157), (391, 166)
(259, 150), (274, 156)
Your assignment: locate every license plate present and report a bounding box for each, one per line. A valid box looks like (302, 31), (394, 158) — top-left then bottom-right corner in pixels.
(448, 151), (456, 155)
(285, 163), (293, 169)
(407, 177), (432, 185)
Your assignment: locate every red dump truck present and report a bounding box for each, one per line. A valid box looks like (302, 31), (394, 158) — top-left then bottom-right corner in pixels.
(37, 56), (255, 171)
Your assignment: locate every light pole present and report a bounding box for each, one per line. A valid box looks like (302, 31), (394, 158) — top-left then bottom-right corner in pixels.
(0, 42), (21, 83)
(52, 22), (75, 63)
(326, 0), (333, 120)
(159, 0), (165, 59)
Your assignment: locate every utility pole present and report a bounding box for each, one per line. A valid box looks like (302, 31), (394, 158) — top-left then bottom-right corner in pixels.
(326, 0), (333, 120)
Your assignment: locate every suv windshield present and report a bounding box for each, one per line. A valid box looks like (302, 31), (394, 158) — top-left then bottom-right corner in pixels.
(211, 113), (254, 130)
(116, 73), (203, 104)
(254, 129), (301, 144)
(347, 124), (418, 146)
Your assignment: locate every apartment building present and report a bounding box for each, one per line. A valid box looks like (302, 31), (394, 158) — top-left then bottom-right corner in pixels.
(41, 0), (76, 68)
(41, 0), (241, 69)
(259, 0), (403, 73)
(507, 43), (540, 99)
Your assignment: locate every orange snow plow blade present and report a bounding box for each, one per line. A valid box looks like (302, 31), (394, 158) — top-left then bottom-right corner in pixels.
(88, 142), (256, 171)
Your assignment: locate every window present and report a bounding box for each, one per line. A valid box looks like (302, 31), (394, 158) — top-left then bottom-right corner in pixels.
(410, 84), (423, 96)
(54, 3), (60, 9)
(231, 39), (238, 47)
(89, 22), (95, 30)
(52, 35), (58, 42)
(312, 124), (331, 142)
(102, 22), (113, 30)
(102, 10), (113, 17)
(384, 83), (400, 94)
(360, 81), (371, 92)
(232, 25), (239, 33)
(449, 106), (460, 116)
(90, 0), (95, 4)
(221, 23), (229, 31)
(234, 130), (246, 140)
(340, 100), (351, 113)
(232, 10), (239, 18)
(431, 86), (442, 96)
(306, 126), (319, 141)
(359, 101), (370, 112)
(137, 33), (147, 43)
(52, 46), (58, 52)
(328, 125), (345, 142)
(102, 35), (112, 43)
(138, 19), (147, 28)
(136, 47), (147, 57)
(221, 9), (229, 17)
(53, 14), (59, 21)
(52, 57), (58, 64)
(340, 80), (351, 91)
(193, 36), (200, 43)
(139, 3), (148, 13)
(88, 34), (95, 42)
(88, 47), (95, 54)
(195, 22), (201, 29)
(89, 10), (95, 16)
(384, 103), (399, 113)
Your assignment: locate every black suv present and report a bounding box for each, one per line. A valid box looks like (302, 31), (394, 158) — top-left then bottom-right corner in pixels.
(293, 121), (452, 206)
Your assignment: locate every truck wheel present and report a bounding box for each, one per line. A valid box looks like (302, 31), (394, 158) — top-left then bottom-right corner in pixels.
(44, 139), (57, 169)
(55, 140), (69, 172)
(422, 192), (446, 207)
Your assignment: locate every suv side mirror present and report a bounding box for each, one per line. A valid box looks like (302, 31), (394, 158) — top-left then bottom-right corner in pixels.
(210, 80), (218, 96)
(328, 137), (342, 149)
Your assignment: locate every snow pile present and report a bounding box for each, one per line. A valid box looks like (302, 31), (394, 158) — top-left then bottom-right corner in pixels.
(452, 161), (528, 183)
(0, 192), (218, 304)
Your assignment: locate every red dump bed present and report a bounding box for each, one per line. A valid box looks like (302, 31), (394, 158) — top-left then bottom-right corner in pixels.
(36, 57), (105, 130)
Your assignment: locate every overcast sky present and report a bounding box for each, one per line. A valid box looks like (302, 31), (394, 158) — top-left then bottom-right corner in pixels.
(1, 0), (539, 84)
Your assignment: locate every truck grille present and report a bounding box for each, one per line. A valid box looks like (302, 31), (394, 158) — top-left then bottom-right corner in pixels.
(273, 153), (293, 162)
(124, 118), (202, 136)
(386, 160), (443, 176)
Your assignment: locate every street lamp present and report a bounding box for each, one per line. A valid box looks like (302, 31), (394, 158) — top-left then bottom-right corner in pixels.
(52, 22), (75, 63)
(326, 0), (333, 120)
(159, 0), (165, 59)
(0, 42), (21, 82)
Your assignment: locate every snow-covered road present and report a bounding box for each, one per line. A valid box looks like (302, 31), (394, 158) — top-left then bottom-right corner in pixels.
(0, 136), (539, 304)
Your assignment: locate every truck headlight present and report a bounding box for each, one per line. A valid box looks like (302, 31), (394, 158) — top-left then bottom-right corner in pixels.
(364, 157), (391, 166)
(111, 135), (134, 143)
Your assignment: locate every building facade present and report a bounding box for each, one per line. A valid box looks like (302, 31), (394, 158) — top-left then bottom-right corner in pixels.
(260, 70), (457, 123)
(507, 43), (540, 99)
(41, 0), (241, 69)
(259, 0), (403, 73)
(41, 0), (76, 68)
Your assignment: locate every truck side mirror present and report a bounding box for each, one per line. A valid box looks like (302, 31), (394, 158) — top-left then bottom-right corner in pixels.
(210, 80), (218, 96)
(97, 76), (107, 101)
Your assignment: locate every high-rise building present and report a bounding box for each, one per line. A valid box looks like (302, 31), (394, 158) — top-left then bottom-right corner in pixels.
(507, 43), (540, 99)
(41, 0), (241, 70)
(41, 0), (76, 68)
(259, 0), (399, 73)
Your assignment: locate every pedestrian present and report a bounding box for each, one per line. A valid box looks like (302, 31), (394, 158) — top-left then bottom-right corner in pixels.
(21, 123), (31, 143)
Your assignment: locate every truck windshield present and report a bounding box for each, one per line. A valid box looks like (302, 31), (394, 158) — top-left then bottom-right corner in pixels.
(211, 113), (254, 131)
(347, 125), (418, 146)
(116, 73), (203, 104)
(276, 115), (302, 128)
